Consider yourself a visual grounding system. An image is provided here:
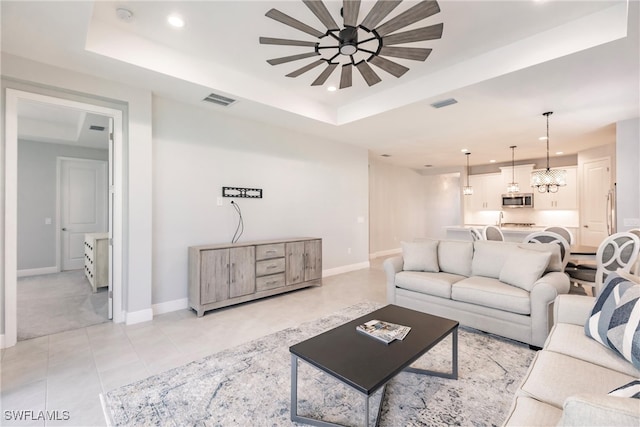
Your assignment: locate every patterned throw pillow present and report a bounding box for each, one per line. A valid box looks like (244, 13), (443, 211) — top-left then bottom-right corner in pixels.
(585, 273), (640, 369)
(609, 380), (640, 399)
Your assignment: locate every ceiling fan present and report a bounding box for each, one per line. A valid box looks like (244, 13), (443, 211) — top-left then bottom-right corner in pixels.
(259, 0), (443, 89)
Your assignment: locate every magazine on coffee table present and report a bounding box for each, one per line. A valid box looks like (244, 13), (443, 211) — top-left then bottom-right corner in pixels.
(356, 319), (411, 344)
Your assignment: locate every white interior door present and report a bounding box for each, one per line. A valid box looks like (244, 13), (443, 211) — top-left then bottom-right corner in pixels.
(60, 158), (108, 270)
(107, 118), (114, 320)
(580, 157), (611, 247)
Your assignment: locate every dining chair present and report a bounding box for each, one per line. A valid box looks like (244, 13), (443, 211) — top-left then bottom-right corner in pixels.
(566, 231), (640, 296)
(522, 231), (571, 270)
(543, 226), (574, 244)
(482, 225), (504, 241)
(469, 227), (483, 241)
(628, 228), (640, 273)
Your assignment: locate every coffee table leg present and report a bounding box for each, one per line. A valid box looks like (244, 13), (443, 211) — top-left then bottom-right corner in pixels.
(404, 327), (458, 380)
(291, 354), (385, 427)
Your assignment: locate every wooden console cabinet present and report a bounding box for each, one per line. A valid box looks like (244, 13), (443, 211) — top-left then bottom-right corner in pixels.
(189, 238), (322, 316)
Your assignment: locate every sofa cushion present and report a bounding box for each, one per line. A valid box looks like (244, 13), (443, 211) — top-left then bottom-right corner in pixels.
(517, 350), (636, 409)
(585, 273), (640, 369)
(471, 240), (515, 279)
(499, 247), (551, 291)
(395, 271), (464, 299)
(451, 276), (530, 315)
(401, 240), (439, 272)
(561, 393), (640, 427)
(545, 324), (640, 378)
(503, 396), (562, 427)
(519, 242), (563, 272)
(437, 240), (473, 277)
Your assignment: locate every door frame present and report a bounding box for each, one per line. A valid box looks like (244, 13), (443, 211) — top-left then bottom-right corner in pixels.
(579, 156), (611, 246)
(4, 89), (124, 348)
(57, 157), (108, 272)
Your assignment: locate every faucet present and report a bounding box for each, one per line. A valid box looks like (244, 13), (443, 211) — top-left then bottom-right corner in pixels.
(497, 211), (504, 227)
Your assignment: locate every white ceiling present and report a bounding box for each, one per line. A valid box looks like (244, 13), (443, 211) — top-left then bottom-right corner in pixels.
(1, 0), (638, 170)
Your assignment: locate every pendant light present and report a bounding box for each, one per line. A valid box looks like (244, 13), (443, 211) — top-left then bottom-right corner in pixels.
(531, 112), (567, 193)
(506, 145), (519, 193)
(463, 152), (473, 196)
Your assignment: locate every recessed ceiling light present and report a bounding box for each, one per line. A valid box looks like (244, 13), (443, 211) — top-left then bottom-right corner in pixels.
(460, 148), (469, 153)
(490, 160), (496, 163)
(556, 151), (564, 155)
(327, 86), (337, 92)
(380, 154), (391, 157)
(424, 164), (433, 168)
(167, 14), (185, 28)
(539, 136), (548, 141)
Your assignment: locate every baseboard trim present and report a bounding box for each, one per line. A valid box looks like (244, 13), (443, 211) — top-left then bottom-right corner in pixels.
(152, 298), (189, 316)
(369, 248), (401, 259)
(125, 308), (153, 325)
(323, 261), (370, 277)
(17, 266), (58, 277)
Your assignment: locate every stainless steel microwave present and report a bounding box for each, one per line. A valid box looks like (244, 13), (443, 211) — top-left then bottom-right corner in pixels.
(501, 193), (534, 208)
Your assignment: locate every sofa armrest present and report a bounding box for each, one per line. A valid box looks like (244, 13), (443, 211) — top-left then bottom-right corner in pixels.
(383, 256), (403, 304)
(553, 294), (596, 327)
(560, 393), (640, 426)
(529, 271), (571, 347)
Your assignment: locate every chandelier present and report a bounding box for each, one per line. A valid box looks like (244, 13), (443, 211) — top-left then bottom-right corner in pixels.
(507, 145), (519, 193)
(463, 152), (473, 196)
(531, 112), (566, 193)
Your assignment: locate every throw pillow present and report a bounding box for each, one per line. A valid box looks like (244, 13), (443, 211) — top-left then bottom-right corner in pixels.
(401, 240), (439, 272)
(609, 380), (640, 399)
(518, 242), (563, 272)
(471, 240), (516, 278)
(585, 273), (640, 369)
(438, 240), (473, 277)
(498, 247), (551, 291)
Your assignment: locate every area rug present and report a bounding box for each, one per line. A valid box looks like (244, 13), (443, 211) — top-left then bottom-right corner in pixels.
(102, 302), (535, 426)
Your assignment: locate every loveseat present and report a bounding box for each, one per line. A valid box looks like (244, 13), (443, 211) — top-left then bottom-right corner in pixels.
(383, 239), (570, 348)
(504, 272), (640, 426)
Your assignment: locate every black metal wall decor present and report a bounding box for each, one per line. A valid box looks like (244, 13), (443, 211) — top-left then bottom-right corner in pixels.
(222, 187), (263, 198)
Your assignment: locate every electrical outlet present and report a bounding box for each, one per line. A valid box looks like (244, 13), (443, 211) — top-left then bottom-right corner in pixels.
(45, 217), (52, 225)
(347, 248), (352, 254)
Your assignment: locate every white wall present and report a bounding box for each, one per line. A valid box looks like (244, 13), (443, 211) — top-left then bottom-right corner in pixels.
(152, 96), (369, 305)
(616, 118), (640, 231)
(369, 156), (462, 255)
(18, 140), (108, 270)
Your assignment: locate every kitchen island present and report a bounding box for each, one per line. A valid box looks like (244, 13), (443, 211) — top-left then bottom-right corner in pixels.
(445, 225), (546, 242)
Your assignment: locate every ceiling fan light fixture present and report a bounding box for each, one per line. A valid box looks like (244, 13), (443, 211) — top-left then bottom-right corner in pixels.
(338, 26), (358, 56)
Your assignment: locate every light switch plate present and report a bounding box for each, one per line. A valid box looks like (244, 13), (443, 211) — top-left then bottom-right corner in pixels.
(623, 218), (640, 227)
(216, 197), (223, 207)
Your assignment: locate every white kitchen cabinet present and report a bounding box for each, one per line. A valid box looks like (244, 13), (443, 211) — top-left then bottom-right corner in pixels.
(533, 167), (577, 210)
(466, 173), (502, 211)
(84, 232), (108, 293)
(500, 164), (535, 194)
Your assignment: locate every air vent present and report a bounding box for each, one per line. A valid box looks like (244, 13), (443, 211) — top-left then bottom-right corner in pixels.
(430, 98), (458, 109)
(89, 125), (105, 131)
(203, 93), (237, 107)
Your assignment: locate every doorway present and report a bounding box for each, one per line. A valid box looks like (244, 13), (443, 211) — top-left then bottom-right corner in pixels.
(580, 157), (611, 246)
(4, 89), (124, 348)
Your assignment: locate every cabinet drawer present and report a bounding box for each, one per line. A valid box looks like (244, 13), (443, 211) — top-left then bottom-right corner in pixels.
(256, 273), (285, 291)
(256, 244), (285, 260)
(256, 258), (285, 276)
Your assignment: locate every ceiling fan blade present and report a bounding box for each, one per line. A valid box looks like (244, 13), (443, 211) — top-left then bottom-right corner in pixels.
(360, 0), (402, 31)
(286, 59), (325, 77)
(355, 61), (382, 86)
(259, 37), (318, 47)
(379, 46), (432, 61)
(311, 63), (339, 86)
(382, 24), (444, 46)
(375, 1), (441, 37)
(302, 0), (339, 31)
(267, 51), (320, 66)
(343, 0), (361, 28)
(266, 8), (324, 38)
(340, 64), (353, 89)
(368, 56), (409, 78)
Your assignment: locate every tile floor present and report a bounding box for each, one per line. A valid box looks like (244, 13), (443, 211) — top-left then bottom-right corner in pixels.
(1, 258), (389, 426)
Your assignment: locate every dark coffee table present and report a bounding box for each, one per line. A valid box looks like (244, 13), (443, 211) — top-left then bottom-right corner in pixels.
(290, 304), (459, 427)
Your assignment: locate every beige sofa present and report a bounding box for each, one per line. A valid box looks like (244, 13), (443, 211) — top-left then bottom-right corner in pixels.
(504, 292), (640, 426)
(384, 239), (570, 348)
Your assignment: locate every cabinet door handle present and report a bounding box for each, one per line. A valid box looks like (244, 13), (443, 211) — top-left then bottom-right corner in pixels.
(231, 263), (235, 283)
